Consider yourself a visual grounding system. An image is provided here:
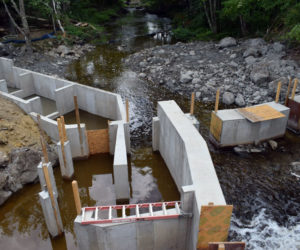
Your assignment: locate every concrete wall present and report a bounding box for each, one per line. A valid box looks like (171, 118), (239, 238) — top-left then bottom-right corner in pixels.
(212, 102), (290, 147)
(153, 100), (227, 250)
(0, 79), (8, 92)
(74, 210), (189, 250)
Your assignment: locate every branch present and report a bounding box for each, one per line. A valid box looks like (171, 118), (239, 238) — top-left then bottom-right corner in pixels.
(10, 0), (21, 16)
(1, 0), (24, 35)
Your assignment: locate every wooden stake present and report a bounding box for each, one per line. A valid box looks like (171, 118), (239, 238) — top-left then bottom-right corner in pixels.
(285, 77), (293, 106)
(72, 180), (82, 216)
(126, 99), (129, 123)
(57, 118), (67, 169)
(275, 82), (281, 103)
(214, 89), (220, 113)
(190, 92), (195, 115)
(60, 116), (67, 142)
(74, 96), (84, 155)
(218, 243), (225, 250)
(43, 164), (62, 235)
(291, 78), (299, 100)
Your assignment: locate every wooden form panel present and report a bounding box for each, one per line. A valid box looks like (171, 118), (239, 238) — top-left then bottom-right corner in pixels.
(287, 98), (300, 132)
(237, 104), (285, 123)
(208, 242), (245, 250)
(197, 205), (233, 250)
(210, 112), (223, 142)
(87, 129), (109, 155)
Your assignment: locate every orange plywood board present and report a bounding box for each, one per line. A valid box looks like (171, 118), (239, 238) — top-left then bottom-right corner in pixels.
(197, 205), (233, 250)
(237, 104), (285, 123)
(87, 129), (109, 155)
(210, 112), (223, 142)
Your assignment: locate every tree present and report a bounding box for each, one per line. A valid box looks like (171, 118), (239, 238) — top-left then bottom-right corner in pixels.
(201, 0), (220, 34)
(2, 0), (32, 51)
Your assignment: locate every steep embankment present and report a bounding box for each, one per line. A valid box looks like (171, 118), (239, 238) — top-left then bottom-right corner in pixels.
(126, 37), (300, 106)
(0, 97), (57, 206)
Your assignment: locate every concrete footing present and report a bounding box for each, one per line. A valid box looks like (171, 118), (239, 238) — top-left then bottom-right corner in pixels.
(287, 96), (300, 133)
(185, 114), (200, 130)
(39, 190), (63, 237)
(0, 79), (8, 92)
(37, 161), (58, 198)
(57, 140), (74, 179)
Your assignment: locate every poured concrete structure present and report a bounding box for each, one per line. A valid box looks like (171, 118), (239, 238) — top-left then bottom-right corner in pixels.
(57, 141), (74, 179)
(74, 100), (230, 250)
(286, 95), (300, 133)
(37, 161), (58, 198)
(210, 102), (290, 147)
(39, 190), (63, 237)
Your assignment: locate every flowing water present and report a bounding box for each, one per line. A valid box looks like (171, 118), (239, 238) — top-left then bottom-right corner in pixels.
(0, 7), (300, 250)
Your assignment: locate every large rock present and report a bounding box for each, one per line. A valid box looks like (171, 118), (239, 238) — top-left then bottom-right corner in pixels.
(222, 92), (235, 105)
(243, 48), (261, 58)
(218, 37), (237, 49)
(0, 171), (8, 189)
(235, 93), (245, 106)
(247, 38), (266, 47)
(57, 45), (70, 55)
(0, 151), (9, 167)
(250, 65), (269, 84)
(0, 190), (12, 206)
(272, 42), (285, 53)
(0, 43), (9, 57)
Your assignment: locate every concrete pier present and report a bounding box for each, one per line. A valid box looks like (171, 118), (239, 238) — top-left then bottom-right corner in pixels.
(210, 101), (290, 147)
(39, 190), (63, 237)
(287, 95), (300, 133)
(0, 79), (8, 92)
(37, 162), (58, 198)
(57, 140), (74, 179)
(113, 124), (130, 200)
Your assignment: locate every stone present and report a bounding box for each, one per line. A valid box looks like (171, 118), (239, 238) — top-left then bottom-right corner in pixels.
(218, 37), (237, 48)
(0, 151), (9, 167)
(250, 66), (269, 84)
(57, 45), (70, 55)
(243, 48), (261, 58)
(180, 70), (194, 83)
(268, 140), (278, 150)
(0, 171), (8, 189)
(245, 56), (256, 65)
(247, 38), (266, 47)
(272, 42), (285, 53)
(192, 78), (201, 84)
(196, 92), (201, 98)
(139, 61), (147, 67)
(0, 190), (12, 206)
(139, 73), (146, 78)
(222, 92), (235, 105)
(235, 93), (245, 106)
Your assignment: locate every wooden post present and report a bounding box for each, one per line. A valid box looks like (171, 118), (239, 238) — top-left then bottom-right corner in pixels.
(285, 77), (293, 106)
(275, 82), (281, 103)
(74, 96), (84, 155)
(214, 89), (220, 113)
(57, 118), (67, 169)
(190, 92), (195, 115)
(291, 78), (299, 100)
(43, 164), (62, 235)
(40, 135), (49, 164)
(126, 99), (129, 123)
(72, 180), (82, 215)
(218, 243), (225, 250)
(60, 116), (67, 142)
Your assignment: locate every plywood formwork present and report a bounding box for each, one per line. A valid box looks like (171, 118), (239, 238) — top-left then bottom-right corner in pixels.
(197, 205), (233, 250)
(286, 97), (300, 133)
(87, 129), (109, 154)
(210, 112), (223, 142)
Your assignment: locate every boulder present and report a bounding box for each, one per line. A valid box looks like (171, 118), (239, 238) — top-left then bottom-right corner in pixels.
(243, 48), (261, 58)
(245, 56), (256, 65)
(57, 45), (70, 55)
(247, 38), (266, 47)
(0, 151), (8, 167)
(250, 65), (269, 84)
(272, 42), (285, 53)
(218, 37), (237, 49)
(222, 92), (235, 105)
(0, 190), (12, 206)
(235, 93), (245, 106)
(0, 171), (8, 189)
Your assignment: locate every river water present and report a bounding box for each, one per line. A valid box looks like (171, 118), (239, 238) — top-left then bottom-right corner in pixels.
(1, 7), (300, 250)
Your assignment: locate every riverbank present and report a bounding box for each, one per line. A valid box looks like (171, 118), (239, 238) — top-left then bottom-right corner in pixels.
(125, 37), (300, 106)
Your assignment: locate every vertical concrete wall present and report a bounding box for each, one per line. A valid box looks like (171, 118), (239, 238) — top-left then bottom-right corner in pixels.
(153, 100), (227, 250)
(74, 212), (189, 250)
(55, 84), (75, 115)
(56, 140), (74, 178)
(39, 190), (63, 237)
(37, 161), (58, 198)
(0, 79), (8, 92)
(113, 123), (130, 200)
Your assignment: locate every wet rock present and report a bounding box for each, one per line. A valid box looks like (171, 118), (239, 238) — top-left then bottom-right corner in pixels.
(290, 162), (300, 172)
(0, 190), (12, 206)
(57, 45), (70, 55)
(235, 93), (245, 106)
(180, 70), (193, 83)
(250, 65), (269, 84)
(268, 140), (278, 150)
(0, 151), (9, 167)
(0, 171), (8, 189)
(222, 92), (235, 105)
(219, 37), (237, 48)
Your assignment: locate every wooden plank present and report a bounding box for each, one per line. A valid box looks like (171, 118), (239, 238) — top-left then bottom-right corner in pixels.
(215, 89), (220, 113)
(285, 77), (292, 106)
(190, 92), (195, 115)
(291, 78), (299, 100)
(237, 104), (285, 123)
(208, 242), (246, 250)
(275, 82), (281, 103)
(87, 129), (109, 154)
(197, 205), (233, 250)
(72, 180), (82, 215)
(210, 112), (222, 142)
(74, 96), (84, 155)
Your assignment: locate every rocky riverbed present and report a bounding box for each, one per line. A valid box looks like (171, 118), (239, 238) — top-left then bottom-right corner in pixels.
(125, 37), (300, 106)
(0, 97), (57, 206)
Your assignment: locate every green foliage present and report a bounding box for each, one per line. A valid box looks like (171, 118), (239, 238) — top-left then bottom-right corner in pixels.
(285, 3), (300, 27)
(288, 24), (300, 42)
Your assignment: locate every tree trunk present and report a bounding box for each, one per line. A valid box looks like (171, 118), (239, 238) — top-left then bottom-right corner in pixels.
(19, 0), (32, 51)
(239, 15), (248, 36)
(203, 0), (219, 34)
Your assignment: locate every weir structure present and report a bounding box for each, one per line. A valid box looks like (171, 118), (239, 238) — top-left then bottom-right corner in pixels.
(209, 87), (290, 147)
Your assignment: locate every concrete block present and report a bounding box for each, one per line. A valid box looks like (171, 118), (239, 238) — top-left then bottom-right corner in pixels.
(56, 140), (74, 179)
(0, 79), (8, 92)
(152, 117), (160, 151)
(181, 185), (195, 213)
(39, 190), (63, 237)
(287, 95), (300, 133)
(37, 161), (58, 198)
(55, 84), (75, 115)
(18, 72), (35, 97)
(113, 124), (130, 200)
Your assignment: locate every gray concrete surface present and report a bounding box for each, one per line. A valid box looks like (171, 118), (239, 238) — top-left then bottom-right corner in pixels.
(37, 161), (58, 198)
(57, 140), (74, 179)
(0, 79), (8, 92)
(39, 190), (63, 237)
